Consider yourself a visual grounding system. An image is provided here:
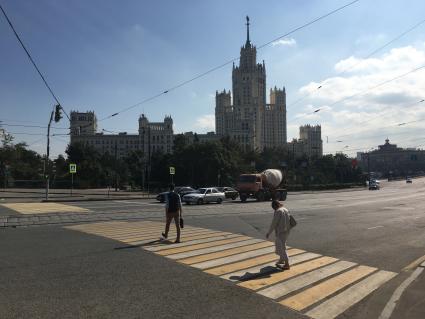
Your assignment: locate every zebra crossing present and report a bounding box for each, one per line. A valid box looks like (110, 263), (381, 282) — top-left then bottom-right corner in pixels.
(65, 220), (397, 319)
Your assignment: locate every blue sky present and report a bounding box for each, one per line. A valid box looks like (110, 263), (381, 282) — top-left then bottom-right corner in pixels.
(1, 0), (425, 157)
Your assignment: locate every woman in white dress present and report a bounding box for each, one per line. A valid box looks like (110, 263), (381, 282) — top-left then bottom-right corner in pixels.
(266, 200), (291, 270)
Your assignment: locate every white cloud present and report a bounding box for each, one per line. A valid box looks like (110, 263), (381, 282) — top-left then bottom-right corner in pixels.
(293, 45), (425, 156)
(195, 114), (215, 132)
(271, 38), (296, 47)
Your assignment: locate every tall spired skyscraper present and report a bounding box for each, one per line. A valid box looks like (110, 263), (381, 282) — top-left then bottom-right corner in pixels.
(215, 16), (287, 150)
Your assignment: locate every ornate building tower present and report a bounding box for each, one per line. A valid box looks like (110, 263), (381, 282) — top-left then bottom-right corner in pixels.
(231, 16), (266, 150)
(215, 16), (287, 150)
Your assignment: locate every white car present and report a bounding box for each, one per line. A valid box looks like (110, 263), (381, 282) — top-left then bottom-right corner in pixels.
(182, 188), (226, 205)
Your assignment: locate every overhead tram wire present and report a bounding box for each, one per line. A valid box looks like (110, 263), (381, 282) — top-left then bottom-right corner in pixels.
(96, 0), (360, 122)
(0, 3), (69, 121)
(329, 99), (425, 141)
(289, 63), (425, 122)
(285, 17), (425, 110)
(0, 123), (69, 130)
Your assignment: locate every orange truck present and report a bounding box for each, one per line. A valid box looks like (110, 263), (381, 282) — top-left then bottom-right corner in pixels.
(236, 169), (287, 202)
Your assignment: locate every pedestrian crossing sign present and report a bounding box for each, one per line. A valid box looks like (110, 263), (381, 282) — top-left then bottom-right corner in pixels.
(169, 166), (175, 175)
(69, 163), (77, 174)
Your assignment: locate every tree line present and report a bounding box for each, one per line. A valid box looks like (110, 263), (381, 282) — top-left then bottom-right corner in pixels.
(0, 133), (365, 191)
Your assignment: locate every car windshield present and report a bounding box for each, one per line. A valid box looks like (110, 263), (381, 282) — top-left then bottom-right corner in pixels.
(239, 175), (256, 183)
(197, 188), (207, 194)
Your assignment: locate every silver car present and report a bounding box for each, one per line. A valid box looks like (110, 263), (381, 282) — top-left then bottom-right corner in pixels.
(182, 187), (226, 205)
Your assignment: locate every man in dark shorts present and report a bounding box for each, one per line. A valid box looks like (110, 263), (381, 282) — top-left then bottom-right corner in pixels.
(161, 184), (182, 243)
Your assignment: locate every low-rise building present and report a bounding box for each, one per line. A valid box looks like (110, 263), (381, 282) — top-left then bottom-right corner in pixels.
(70, 111), (174, 159)
(357, 138), (425, 177)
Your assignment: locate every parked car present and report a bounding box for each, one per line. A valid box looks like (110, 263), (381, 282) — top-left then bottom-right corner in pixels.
(156, 186), (196, 203)
(369, 180), (380, 190)
(182, 187), (226, 205)
(406, 177), (413, 183)
(216, 187), (239, 200)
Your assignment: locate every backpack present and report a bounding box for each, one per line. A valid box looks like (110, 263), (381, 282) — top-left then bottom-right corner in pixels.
(289, 214), (297, 228)
(168, 192), (180, 212)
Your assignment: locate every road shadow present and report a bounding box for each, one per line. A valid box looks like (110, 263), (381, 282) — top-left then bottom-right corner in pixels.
(229, 265), (282, 281)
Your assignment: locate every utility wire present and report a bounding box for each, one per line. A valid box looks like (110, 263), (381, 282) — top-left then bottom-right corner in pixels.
(0, 123), (68, 130)
(98, 0), (360, 121)
(290, 64), (425, 122)
(335, 102), (424, 143)
(0, 3), (70, 121)
(286, 16), (425, 110)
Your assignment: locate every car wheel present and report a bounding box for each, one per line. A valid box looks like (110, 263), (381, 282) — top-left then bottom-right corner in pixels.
(240, 194), (247, 202)
(217, 198), (222, 204)
(232, 196), (237, 200)
(197, 199), (203, 205)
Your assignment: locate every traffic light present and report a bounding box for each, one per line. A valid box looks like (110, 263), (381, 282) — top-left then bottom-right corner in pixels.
(54, 104), (62, 123)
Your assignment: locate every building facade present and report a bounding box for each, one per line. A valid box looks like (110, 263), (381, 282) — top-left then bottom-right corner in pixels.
(70, 111), (174, 159)
(357, 139), (425, 177)
(288, 125), (323, 158)
(215, 17), (287, 150)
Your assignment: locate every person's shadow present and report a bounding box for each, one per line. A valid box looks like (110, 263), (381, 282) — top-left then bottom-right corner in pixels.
(114, 238), (174, 250)
(229, 265), (281, 281)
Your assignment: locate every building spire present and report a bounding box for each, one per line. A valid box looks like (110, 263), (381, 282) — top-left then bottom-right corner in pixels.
(245, 16), (250, 45)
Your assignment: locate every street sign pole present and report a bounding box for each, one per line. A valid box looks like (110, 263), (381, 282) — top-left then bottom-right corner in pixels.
(69, 164), (77, 197)
(169, 166), (175, 185)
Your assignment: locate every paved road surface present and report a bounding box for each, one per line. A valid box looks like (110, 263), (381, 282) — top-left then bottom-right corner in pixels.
(1, 178), (424, 318)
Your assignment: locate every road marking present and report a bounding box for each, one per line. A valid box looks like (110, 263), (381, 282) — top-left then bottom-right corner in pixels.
(191, 246), (276, 269)
(1, 203), (90, 214)
(179, 241), (274, 265)
(238, 256), (338, 290)
(156, 236), (250, 256)
(367, 225), (384, 230)
(115, 229), (220, 241)
(144, 234), (240, 250)
(307, 270), (397, 319)
(222, 252), (320, 282)
(378, 267), (424, 319)
(280, 265), (377, 311)
(257, 260), (356, 299)
(65, 220), (398, 318)
(402, 254), (425, 271)
(167, 238), (264, 260)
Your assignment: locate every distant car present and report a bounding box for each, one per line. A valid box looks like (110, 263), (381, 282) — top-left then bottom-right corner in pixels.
(406, 177), (413, 183)
(156, 186), (196, 203)
(182, 187), (226, 205)
(369, 180), (380, 190)
(216, 187), (239, 200)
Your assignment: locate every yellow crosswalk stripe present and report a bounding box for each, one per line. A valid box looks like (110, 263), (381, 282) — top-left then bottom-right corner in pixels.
(305, 270), (397, 319)
(156, 236), (250, 256)
(2, 202), (89, 214)
(64, 220), (398, 318)
(179, 241), (274, 265)
(206, 248), (305, 276)
(279, 265), (377, 311)
(237, 256), (338, 290)
(222, 252), (320, 282)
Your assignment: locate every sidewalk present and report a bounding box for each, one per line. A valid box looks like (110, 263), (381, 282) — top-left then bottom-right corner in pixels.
(0, 188), (152, 202)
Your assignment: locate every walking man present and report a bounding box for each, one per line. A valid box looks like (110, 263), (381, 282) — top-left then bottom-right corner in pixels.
(266, 200), (291, 270)
(162, 184), (182, 243)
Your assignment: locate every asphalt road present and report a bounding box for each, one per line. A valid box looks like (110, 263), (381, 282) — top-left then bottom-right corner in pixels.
(1, 178), (424, 318)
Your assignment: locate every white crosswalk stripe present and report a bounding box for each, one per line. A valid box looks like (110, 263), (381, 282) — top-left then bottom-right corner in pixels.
(65, 220), (398, 319)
